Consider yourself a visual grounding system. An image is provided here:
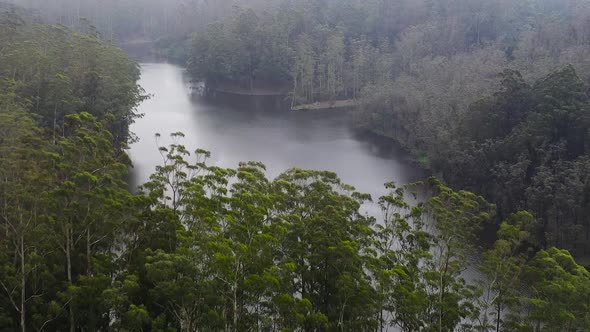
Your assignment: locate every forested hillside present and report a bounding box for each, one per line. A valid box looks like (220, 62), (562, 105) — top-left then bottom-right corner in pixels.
(187, 0), (590, 102)
(2, 1), (590, 332)
(0, 4), (144, 148)
(187, 0), (590, 261)
(0, 6), (145, 330)
(380, 66), (590, 261)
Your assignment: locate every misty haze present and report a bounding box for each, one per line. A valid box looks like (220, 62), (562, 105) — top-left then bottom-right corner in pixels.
(1, 0), (590, 331)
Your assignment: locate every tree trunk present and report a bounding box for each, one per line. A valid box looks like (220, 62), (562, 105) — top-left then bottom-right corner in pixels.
(439, 245), (450, 332)
(86, 229), (91, 276)
(53, 106), (57, 145)
(20, 234), (26, 332)
(496, 302), (501, 332)
(66, 226), (75, 332)
(233, 286), (238, 332)
(233, 258), (240, 331)
(291, 75), (298, 110)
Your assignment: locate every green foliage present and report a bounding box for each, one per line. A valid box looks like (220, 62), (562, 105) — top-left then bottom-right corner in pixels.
(0, 11), (142, 331)
(3, 3), (590, 331)
(424, 179), (495, 331)
(2, 112), (590, 331)
(188, 1), (394, 104)
(477, 211), (537, 331)
(0, 13), (145, 149)
(188, 8), (293, 95)
(507, 247), (590, 331)
(433, 66), (590, 258)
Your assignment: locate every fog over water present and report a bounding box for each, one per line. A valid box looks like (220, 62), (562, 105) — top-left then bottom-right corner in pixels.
(129, 63), (421, 215)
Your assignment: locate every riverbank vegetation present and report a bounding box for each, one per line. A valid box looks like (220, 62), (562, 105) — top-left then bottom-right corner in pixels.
(186, 0), (590, 104)
(3, 105), (590, 330)
(0, 4), (144, 149)
(2, 2), (590, 331)
(371, 66), (590, 261)
(186, 0), (590, 262)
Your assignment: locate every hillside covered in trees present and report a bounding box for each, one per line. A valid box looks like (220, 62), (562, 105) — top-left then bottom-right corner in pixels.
(186, 0), (590, 101)
(2, 1), (590, 332)
(185, 0), (590, 262)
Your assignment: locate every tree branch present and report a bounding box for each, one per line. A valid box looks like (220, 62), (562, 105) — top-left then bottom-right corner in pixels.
(0, 279), (20, 313)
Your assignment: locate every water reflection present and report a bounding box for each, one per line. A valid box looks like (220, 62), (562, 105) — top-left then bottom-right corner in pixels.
(129, 63), (421, 211)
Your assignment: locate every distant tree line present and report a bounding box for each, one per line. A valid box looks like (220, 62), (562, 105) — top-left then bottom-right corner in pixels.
(3, 0), (278, 63)
(187, 0), (590, 104)
(3, 0), (236, 40)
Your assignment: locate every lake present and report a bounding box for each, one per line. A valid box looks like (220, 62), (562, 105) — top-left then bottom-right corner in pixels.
(129, 63), (421, 215)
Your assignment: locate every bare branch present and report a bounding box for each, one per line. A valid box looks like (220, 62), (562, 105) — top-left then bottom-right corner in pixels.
(0, 279), (20, 313)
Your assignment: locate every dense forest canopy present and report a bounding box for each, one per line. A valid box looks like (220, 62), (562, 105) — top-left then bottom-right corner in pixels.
(0, 3), (144, 148)
(2, 1), (590, 331)
(185, 0), (590, 102)
(184, 0), (590, 261)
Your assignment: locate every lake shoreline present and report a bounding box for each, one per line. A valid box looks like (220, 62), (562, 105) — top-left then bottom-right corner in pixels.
(129, 62), (422, 197)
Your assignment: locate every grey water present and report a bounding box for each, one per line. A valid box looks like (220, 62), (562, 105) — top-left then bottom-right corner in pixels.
(127, 63), (485, 330)
(128, 62), (421, 214)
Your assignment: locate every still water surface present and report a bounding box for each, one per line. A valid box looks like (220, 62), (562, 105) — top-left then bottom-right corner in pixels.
(128, 63), (421, 212)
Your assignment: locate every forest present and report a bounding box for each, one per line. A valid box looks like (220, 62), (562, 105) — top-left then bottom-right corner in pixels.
(184, 0), (590, 261)
(2, 0), (590, 331)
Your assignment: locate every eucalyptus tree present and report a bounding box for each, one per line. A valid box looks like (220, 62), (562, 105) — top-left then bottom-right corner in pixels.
(476, 211), (537, 331)
(373, 182), (432, 331)
(0, 88), (52, 332)
(424, 178), (495, 332)
(43, 113), (134, 331)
